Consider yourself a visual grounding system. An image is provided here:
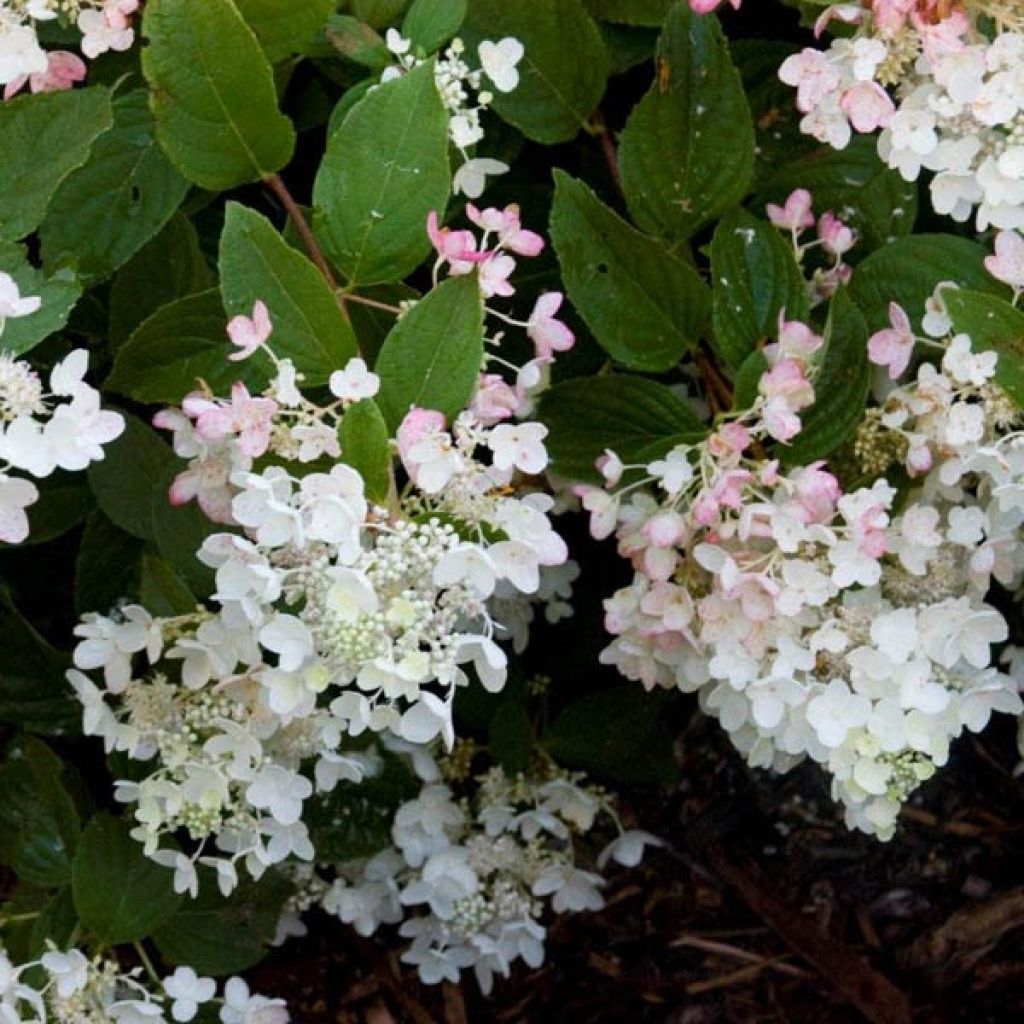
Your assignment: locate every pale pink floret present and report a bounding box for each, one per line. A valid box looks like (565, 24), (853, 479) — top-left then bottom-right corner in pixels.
(868, 302), (916, 380)
(985, 230), (1024, 292)
(817, 212), (856, 257)
(397, 407), (446, 466)
(427, 211), (487, 274)
(226, 300), (273, 362)
(4, 51), (86, 100)
(766, 189), (815, 232)
(478, 253), (516, 298)
(689, 0), (741, 13)
(839, 81), (895, 133)
(526, 292), (575, 361)
(470, 373), (522, 425)
(191, 383), (277, 459)
(778, 49), (842, 114)
(466, 203), (544, 257)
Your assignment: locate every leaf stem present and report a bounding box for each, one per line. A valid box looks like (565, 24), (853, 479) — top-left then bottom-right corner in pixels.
(132, 940), (162, 987)
(264, 173), (346, 310)
(590, 109), (623, 199)
(344, 293), (404, 315)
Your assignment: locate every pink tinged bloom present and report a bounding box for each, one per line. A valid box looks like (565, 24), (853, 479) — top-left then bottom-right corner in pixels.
(774, 314), (824, 362)
(226, 300), (272, 362)
(791, 462), (841, 522)
(103, 0), (140, 31)
(778, 49), (842, 114)
(760, 358), (815, 407)
(643, 511), (686, 548)
(527, 292), (575, 360)
(580, 486), (618, 540)
(839, 81), (895, 133)
(813, 4), (863, 38)
(689, 0), (741, 12)
(906, 444), (933, 476)
(708, 422), (752, 457)
(194, 384), (277, 458)
(0, 474), (38, 544)
(426, 211), (486, 274)
(914, 10), (968, 64)
(470, 373), (521, 425)
(466, 203), (544, 257)
(3, 51), (86, 100)
(766, 189), (815, 232)
(478, 252), (516, 298)
(397, 406), (446, 480)
(817, 212), (856, 257)
(597, 449), (623, 486)
(867, 302), (915, 380)
(985, 230), (1024, 291)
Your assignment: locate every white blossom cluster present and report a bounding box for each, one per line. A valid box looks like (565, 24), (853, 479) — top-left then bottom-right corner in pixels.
(0, 0), (139, 98)
(0, 307), (125, 544)
(0, 944), (287, 1023)
(382, 29), (524, 198)
(779, 2), (1024, 228)
(581, 305), (1024, 839)
(318, 744), (660, 991)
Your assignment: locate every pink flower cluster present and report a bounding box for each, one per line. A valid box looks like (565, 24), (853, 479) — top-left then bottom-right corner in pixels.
(766, 189), (857, 303)
(689, 0), (741, 13)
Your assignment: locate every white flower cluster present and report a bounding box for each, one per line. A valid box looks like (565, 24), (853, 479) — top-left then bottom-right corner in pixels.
(779, 2), (1024, 228)
(319, 744), (660, 991)
(69, 285), (569, 891)
(582, 313), (1023, 839)
(0, 0), (139, 98)
(382, 29), (524, 198)
(0, 944), (287, 1023)
(0, 333), (125, 544)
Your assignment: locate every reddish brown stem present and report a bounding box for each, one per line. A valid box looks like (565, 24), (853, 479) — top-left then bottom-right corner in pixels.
(344, 293), (403, 315)
(592, 109), (624, 198)
(265, 173), (343, 299)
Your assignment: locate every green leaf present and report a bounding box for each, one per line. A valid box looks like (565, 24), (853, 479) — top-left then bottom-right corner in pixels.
(141, 0), (296, 190)
(0, 87), (113, 241)
(313, 60), (450, 286)
(709, 207), (808, 371)
(0, 739), (82, 887)
(139, 551), (198, 616)
(151, 465), (219, 599)
(109, 213), (214, 348)
(75, 513), (145, 616)
(88, 413), (175, 542)
(0, 241), (81, 357)
(234, 0), (334, 61)
(755, 136), (917, 253)
(462, 0), (609, 145)
(154, 871), (291, 975)
(220, 203), (356, 384)
(780, 288), (869, 466)
(402, 0), (467, 52)
(585, 0), (672, 25)
(538, 375), (707, 484)
(618, 4), (753, 242)
(731, 349), (769, 413)
(549, 171), (710, 371)
(374, 274), (484, 430)
(0, 595), (78, 735)
(849, 234), (1003, 333)
(107, 289), (268, 404)
(341, 399), (392, 504)
(72, 814), (182, 946)
(28, 888), (79, 959)
(39, 90), (190, 286)
(353, 0), (411, 27)
(945, 289), (1024, 408)
(325, 16), (389, 70)
(543, 688), (679, 785)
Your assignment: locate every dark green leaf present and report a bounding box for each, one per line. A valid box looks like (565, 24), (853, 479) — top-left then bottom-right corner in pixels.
(0, 241), (81, 358)
(141, 0), (296, 190)
(75, 513), (145, 616)
(618, 4), (753, 241)
(781, 288), (869, 466)
(375, 274), (484, 430)
(543, 687), (679, 785)
(235, 0), (334, 61)
(220, 202), (356, 384)
(538, 375), (707, 484)
(945, 289), (1024, 409)
(709, 207), (808, 371)
(72, 813), (182, 946)
(39, 90), (189, 285)
(107, 289), (268, 404)
(402, 0), (467, 52)
(585, 0), (671, 25)
(154, 871), (291, 975)
(549, 171), (710, 371)
(0, 87), (113, 241)
(324, 16), (389, 70)
(341, 399), (392, 504)
(151, 466), (219, 599)
(489, 699), (533, 774)
(463, 0), (609, 145)
(109, 213), (214, 348)
(4, 474), (93, 548)
(353, 0), (411, 27)
(313, 60), (450, 285)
